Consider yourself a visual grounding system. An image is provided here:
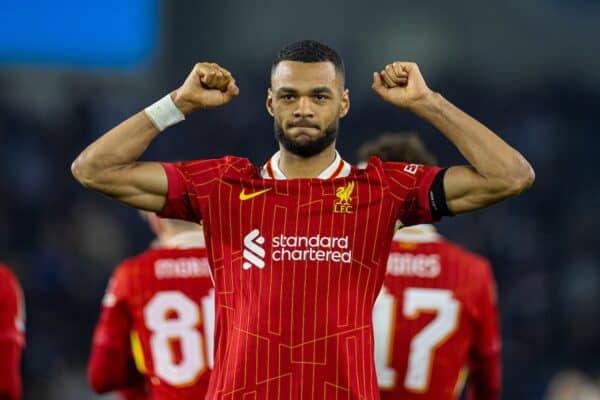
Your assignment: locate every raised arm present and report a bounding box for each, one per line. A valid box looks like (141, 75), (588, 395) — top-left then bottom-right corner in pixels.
(71, 63), (239, 211)
(372, 62), (534, 214)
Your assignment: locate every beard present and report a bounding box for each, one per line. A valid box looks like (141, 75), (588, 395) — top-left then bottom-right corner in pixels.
(274, 118), (339, 158)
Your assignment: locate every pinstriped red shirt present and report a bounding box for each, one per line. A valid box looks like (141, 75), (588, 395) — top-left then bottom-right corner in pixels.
(159, 154), (441, 400)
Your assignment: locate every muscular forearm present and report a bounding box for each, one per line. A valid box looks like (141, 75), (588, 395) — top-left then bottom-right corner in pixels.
(72, 63), (238, 211)
(410, 92), (534, 212)
(415, 92), (533, 187)
(71, 111), (160, 186)
(373, 62), (534, 213)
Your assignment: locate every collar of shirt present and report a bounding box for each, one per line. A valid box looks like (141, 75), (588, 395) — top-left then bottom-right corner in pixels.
(261, 151), (352, 180)
(161, 231), (206, 249)
(393, 224), (441, 243)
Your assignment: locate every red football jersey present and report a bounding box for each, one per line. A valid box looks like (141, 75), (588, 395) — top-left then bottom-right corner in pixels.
(158, 152), (441, 399)
(372, 226), (501, 400)
(0, 265), (25, 347)
(90, 233), (215, 400)
(0, 264), (25, 400)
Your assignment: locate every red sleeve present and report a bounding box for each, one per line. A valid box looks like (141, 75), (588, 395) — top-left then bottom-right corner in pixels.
(91, 265), (130, 348)
(88, 264), (144, 393)
(158, 157), (235, 222)
(379, 159), (442, 226)
(0, 267), (25, 347)
(473, 261), (501, 357)
(0, 341), (22, 400)
(465, 353), (501, 400)
(88, 346), (144, 394)
(467, 261), (502, 400)
(118, 386), (148, 400)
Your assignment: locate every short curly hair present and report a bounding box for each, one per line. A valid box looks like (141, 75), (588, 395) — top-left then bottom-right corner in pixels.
(357, 133), (438, 165)
(272, 40), (345, 82)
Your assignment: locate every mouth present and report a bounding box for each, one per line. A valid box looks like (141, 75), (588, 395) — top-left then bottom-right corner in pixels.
(289, 125), (319, 131)
(288, 126), (320, 140)
(287, 121), (320, 130)
(287, 123), (320, 134)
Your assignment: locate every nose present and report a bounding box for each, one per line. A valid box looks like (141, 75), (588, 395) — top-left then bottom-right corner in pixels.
(293, 97), (314, 119)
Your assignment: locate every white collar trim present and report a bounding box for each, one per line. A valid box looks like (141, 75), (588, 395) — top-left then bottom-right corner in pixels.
(261, 151), (351, 180)
(162, 231), (206, 249)
(393, 224), (441, 243)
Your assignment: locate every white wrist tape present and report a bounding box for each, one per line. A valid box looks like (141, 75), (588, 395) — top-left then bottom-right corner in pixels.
(144, 94), (185, 131)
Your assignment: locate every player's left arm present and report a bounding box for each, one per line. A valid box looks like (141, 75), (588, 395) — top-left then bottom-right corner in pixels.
(372, 62), (535, 214)
(88, 270), (145, 393)
(466, 353), (501, 400)
(466, 261), (502, 400)
(118, 385), (148, 400)
(89, 344), (145, 394)
(0, 341), (22, 400)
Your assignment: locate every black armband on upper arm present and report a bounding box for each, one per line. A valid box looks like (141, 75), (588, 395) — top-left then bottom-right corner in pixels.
(429, 168), (454, 219)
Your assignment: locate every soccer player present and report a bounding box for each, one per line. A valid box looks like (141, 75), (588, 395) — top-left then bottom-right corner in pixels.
(88, 214), (214, 399)
(359, 133), (501, 400)
(72, 40), (533, 399)
(0, 264), (25, 400)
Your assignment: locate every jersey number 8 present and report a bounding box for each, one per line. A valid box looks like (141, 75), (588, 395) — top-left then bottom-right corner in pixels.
(144, 290), (215, 386)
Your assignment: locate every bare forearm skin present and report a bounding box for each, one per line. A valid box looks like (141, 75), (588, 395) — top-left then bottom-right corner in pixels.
(71, 111), (168, 212)
(411, 92), (535, 213)
(72, 62), (239, 211)
(73, 112), (158, 180)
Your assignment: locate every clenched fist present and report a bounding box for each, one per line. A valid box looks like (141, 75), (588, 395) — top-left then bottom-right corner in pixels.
(371, 62), (433, 111)
(172, 62), (240, 114)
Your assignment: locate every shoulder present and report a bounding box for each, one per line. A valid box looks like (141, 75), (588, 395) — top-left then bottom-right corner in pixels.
(115, 246), (166, 274)
(170, 156), (256, 176)
(111, 249), (158, 285)
(360, 156), (441, 190)
(0, 264), (15, 280)
(363, 156), (422, 175)
(0, 264), (19, 296)
(440, 241), (493, 281)
(103, 252), (152, 305)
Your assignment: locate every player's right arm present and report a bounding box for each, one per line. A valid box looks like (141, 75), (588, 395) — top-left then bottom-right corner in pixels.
(118, 386), (148, 400)
(0, 267), (25, 400)
(466, 261), (502, 400)
(88, 265), (144, 393)
(71, 63), (239, 212)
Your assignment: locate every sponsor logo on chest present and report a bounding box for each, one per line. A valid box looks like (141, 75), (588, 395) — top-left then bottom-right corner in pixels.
(243, 229), (353, 270)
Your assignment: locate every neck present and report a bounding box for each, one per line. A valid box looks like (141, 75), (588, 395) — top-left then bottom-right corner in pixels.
(159, 228), (205, 248)
(393, 224), (440, 243)
(399, 225), (433, 235)
(278, 143), (337, 179)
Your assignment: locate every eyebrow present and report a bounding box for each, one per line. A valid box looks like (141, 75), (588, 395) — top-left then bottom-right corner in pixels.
(276, 86), (335, 95)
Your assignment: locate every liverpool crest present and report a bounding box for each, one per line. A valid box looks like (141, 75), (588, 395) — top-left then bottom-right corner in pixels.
(334, 182), (355, 214)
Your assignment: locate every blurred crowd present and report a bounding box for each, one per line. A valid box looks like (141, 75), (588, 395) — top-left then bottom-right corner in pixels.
(0, 71), (598, 399)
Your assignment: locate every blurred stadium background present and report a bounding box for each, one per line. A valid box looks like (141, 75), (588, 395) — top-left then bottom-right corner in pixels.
(0, 0), (599, 398)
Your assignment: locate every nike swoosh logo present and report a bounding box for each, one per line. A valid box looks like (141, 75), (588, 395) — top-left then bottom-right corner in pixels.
(239, 187), (272, 201)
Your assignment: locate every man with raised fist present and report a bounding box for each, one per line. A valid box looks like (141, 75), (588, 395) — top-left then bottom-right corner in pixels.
(72, 40), (533, 400)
